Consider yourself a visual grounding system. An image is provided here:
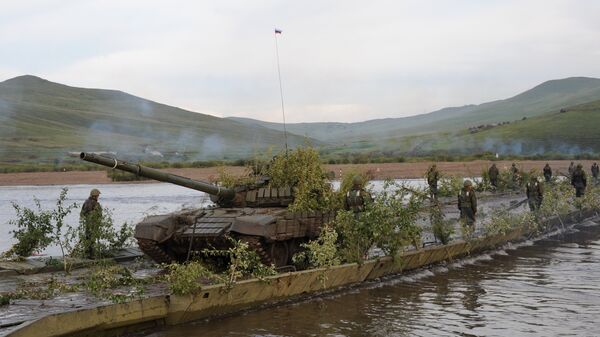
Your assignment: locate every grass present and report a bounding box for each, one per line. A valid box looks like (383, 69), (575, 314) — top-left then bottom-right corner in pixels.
(0, 75), (315, 165)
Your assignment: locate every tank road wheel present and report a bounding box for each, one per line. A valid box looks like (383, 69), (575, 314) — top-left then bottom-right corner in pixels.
(137, 238), (176, 264)
(268, 241), (290, 267)
(239, 236), (274, 266)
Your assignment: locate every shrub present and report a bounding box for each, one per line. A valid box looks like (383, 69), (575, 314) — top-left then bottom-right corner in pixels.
(292, 224), (340, 269)
(164, 261), (214, 296)
(268, 147), (338, 212)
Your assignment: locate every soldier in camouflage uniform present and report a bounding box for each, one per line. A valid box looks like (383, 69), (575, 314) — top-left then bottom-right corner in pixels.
(488, 163), (499, 188)
(344, 176), (371, 213)
(458, 180), (477, 231)
(591, 162), (599, 182)
(426, 164), (440, 199)
(80, 189), (103, 258)
(568, 162), (575, 178)
(543, 163), (552, 182)
(510, 163), (520, 188)
(571, 164), (587, 197)
(526, 174), (544, 212)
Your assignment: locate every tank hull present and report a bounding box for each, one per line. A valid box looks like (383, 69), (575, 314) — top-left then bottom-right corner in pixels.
(134, 207), (337, 267)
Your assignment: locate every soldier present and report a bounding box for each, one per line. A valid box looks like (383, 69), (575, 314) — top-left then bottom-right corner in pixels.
(525, 174), (544, 211)
(344, 176), (371, 213)
(80, 188), (103, 258)
(488, 163), (499, 188)
(426, 164), (440, 199)
(458, 180), (477, 232)
(571, 164), (587, 197)
(591, 162), (599, 181)
(568, 161), (575, 177)
(543, 163), (552, 182)
(510, 163), (520, 189)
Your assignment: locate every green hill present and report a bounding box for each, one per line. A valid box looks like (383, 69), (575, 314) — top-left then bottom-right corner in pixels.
(2, 75), (598, 167)
(230, 77), (600, 143)
(0, 75), (314, 165)
(332, 99), (600, 157)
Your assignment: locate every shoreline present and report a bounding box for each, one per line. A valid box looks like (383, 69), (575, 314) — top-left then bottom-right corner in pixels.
(0, 160), (594, 186)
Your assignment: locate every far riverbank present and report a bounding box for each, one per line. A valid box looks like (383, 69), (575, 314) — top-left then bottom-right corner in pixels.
(0, 160), (594, 186)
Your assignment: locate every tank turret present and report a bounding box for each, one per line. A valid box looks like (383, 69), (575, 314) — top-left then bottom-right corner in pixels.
(79, 152), (335, 268)
(80, 152), (292, 207)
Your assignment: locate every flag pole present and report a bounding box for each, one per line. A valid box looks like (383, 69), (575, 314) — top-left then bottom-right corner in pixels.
(274, 28), (288, 155)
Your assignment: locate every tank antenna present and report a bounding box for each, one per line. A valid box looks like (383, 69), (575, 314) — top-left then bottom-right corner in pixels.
(274, 28), (288, 155)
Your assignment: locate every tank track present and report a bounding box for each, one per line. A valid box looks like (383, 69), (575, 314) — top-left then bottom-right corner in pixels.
(137, 238), (175, 264)
(239, 236), (273, 267)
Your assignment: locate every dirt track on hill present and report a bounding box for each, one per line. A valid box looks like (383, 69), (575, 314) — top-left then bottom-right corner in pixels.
(0, 160), (595, 186)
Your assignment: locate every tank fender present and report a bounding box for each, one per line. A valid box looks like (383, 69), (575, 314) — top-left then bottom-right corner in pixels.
(230, 215), (277, 236)
(134, 214), (195, 243)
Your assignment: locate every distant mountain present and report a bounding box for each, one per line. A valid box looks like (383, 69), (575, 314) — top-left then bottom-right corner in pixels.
(0, 75), (314, 164)
(2, 75), (598, 166)
(230, 77), (600, 143)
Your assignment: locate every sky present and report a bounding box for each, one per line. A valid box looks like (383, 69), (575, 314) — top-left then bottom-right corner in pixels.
(1, 0), (600, 123)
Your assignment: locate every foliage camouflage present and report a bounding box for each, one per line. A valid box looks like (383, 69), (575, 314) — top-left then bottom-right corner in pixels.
(334, 180), (423, 263)
(267, 147), (339, 212)
(292, 224), (341, 269)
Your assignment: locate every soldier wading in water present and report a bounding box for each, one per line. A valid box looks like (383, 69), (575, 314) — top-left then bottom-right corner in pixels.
(458, 180), (477, 237)
(80, 188), (103, 258)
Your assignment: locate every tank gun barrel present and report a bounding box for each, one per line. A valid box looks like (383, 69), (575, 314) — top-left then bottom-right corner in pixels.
(79, 152), (235, 201)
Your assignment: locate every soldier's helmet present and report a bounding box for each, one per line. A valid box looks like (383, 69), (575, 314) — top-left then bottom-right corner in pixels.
(463, 179), (473, 187)
(90, 189), (101, 197)
(577, 164), (583, 169)
(512, 163), (516, 167)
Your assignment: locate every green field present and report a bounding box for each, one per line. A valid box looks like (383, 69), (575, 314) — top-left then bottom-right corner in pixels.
(0, 75), (313, 165)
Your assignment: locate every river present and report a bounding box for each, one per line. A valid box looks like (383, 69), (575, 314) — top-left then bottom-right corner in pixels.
(0, 183), (209, 255)
(143, 220), (600, 337)
(0, 180), (426, 255)
(3, 183), (600, 336)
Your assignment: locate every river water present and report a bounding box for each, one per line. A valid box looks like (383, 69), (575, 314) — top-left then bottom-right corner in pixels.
(5, 182), (600, 336)
(144, 220), (600, 337)
(0, 183), (210, 255)
(0, 180), (426, 255)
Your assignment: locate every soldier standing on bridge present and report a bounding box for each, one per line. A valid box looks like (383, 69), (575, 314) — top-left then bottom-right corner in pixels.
(568, 161), (575, 177)
(543, 163), (552, 182)
(458, 180), (477, 236)
(571, 164), (587, 197)
(488, 163), (499, 188)
(344, 176), (371, 213)
(426, 164), (440, 199)
(526, 174), (544, 212)
(510, 163), (520, 189)
(591, 162), (599, 182)
(80, 188), (103, 258)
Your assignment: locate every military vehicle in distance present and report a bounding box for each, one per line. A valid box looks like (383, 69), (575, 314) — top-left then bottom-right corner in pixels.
(80, 152), (335, 267)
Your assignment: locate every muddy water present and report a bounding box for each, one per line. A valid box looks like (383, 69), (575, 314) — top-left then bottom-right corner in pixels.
(144, 221), (600, 337)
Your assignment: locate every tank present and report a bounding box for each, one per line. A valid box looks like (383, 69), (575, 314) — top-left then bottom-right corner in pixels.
(79, 152), (335, 267)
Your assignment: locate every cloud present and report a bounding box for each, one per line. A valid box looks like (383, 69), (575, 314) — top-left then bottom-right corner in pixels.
(1, 0), (600, 122)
